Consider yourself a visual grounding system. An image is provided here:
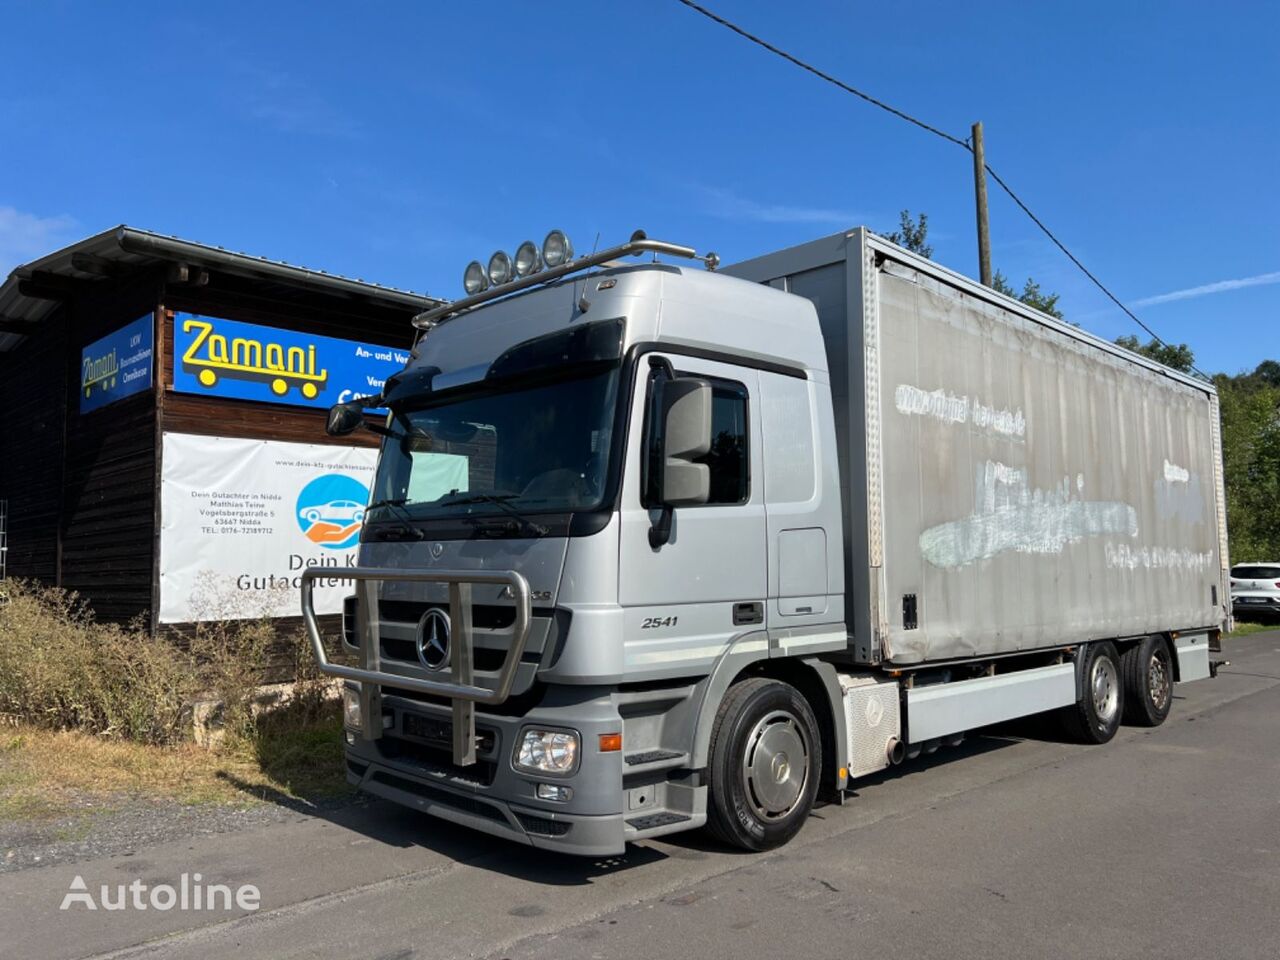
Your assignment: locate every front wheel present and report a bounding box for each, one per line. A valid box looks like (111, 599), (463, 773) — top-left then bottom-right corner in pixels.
(705, 678), (821, 852)
(1060, 642), (1124, 744)
(1121, 636), (1174, 727)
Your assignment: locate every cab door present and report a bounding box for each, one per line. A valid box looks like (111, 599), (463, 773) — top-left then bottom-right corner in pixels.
(618, 353), (766, 678)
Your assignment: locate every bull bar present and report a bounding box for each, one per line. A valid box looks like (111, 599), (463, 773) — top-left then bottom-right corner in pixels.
(301, 566), (532, 765)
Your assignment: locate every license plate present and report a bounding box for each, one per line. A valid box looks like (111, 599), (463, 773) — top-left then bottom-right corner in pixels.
(1238, 597), (1267, 604)
(402, 713), (451, 744)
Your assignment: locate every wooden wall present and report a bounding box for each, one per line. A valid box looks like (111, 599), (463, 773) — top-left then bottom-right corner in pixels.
(0, 307), (70, 585)
(58, 276), (163, 622)
(1, 264), (421, 637)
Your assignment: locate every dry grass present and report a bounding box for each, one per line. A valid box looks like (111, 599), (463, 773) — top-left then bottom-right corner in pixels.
(0, 581), (351, 823)
(0, 700), (349, 823)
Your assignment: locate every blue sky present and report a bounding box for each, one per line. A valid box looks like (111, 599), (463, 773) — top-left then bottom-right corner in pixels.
(2, 1), (1276, 374)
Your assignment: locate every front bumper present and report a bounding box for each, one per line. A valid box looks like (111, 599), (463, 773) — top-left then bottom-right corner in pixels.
(347, 754), (626, 857)
(345, 687), (629, 857)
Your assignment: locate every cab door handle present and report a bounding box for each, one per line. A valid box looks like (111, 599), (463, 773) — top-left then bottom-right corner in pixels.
(733, 601), (763, 625)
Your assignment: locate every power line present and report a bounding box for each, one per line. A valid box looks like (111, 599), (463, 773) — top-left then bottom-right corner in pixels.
(673, 0), (1209, 380)
(673, 0), (968, 150)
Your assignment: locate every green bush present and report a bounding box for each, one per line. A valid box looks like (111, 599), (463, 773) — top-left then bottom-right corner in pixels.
(0, 581), (330, 749)
(0, 581), (199, 744)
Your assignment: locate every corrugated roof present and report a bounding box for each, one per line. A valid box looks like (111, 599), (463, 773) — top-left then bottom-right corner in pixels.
(0, 226), (446, 351)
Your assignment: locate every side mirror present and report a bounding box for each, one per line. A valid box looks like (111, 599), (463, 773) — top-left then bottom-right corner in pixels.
(326, 400), (366, 437)
(657, 378), (713, 506)
(646, 376), (712, 549)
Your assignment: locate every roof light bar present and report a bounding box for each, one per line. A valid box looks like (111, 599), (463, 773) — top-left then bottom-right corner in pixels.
(415, 230), (716, 331)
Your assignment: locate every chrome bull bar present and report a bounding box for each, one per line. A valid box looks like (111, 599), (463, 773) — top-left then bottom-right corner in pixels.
(301, 566), (532, 766)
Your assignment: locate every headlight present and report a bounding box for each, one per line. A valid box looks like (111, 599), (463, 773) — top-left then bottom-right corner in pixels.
(513, 240), (542, 278)
(541, 229), (573, 268)
(487, 250), (513, 286)
(463, 260), (489, 295)
(514, 728), (579, 775)
(342, 686), (362, 731)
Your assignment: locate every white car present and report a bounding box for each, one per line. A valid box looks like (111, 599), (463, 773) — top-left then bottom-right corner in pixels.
(299, 499), (366, 525)
(1229, 563), (1280, 620)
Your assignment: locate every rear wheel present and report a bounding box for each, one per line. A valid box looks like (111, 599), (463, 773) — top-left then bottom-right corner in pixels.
(1121, 635), (1174, 727)
(705, 678), (821, 852)
(1060, 642), (1124, 744)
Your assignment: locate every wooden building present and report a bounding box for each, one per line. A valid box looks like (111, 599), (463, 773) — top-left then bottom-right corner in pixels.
(0, 226), (441, 628)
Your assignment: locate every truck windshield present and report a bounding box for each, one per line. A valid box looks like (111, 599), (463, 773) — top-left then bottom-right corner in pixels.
(367, 367), (620, 529)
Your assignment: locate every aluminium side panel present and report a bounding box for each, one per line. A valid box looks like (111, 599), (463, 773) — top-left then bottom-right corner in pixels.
(725, 231), (879, 661)
(871, 247), (1223, 664)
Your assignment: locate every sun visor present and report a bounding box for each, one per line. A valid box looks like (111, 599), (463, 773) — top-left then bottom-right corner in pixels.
(486, 317), (625, 382)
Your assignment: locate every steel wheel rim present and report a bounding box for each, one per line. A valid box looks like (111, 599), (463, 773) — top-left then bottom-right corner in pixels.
(741, 709), (809, 821)
(1149, 648), (1171, 709)
(1092, 655), (1119, 723)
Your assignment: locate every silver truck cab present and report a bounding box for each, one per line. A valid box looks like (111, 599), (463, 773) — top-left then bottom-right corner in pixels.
(305, 233), (847, 856)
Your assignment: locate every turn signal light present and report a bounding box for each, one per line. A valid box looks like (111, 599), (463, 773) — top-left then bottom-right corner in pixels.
(598, 733), (622, 753)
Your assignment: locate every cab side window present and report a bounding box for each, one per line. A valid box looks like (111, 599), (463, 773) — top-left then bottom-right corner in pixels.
(698, 378), (750, 505)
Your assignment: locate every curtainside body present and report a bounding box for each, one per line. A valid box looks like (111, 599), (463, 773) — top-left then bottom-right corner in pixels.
(726, 228), (1231, 666)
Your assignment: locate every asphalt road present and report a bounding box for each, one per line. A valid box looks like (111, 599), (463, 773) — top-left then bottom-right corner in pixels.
(4, 631), (1278, 960)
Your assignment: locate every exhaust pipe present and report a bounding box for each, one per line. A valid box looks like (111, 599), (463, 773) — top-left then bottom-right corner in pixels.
(886, 737), (905, 766)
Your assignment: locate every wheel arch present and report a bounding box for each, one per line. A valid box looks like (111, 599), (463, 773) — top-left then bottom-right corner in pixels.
(690, 641), (848, 795)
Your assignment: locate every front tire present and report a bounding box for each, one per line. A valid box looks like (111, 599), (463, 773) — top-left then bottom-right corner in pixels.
(1120, 636), (1174, 727)
(705, 678), (821, 852)
(1060, 642), (1124, 744)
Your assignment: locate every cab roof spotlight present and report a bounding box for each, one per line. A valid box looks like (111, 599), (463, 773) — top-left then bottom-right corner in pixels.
(487, 250), (513, 286)
(462, 260), (489, 296)
(541, 230), (573, 269)
(513, 240), (542, 278)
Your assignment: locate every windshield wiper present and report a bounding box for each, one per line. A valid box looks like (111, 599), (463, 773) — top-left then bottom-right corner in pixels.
(439, 492), (549, 538)
(365, 498), (425, 541)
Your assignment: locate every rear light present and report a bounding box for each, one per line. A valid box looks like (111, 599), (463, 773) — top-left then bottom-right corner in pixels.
(1274, 582), (1280, 589)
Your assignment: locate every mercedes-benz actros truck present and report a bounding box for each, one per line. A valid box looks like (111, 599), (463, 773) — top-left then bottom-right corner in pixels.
(304, 227), (1230, 856)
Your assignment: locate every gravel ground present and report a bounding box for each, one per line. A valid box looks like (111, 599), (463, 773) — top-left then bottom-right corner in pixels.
(0, 791), (364, 875)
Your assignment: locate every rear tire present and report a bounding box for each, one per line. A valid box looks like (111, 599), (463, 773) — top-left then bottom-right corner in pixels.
(1060, 642), (1124, 744)
(1120, 636), (1174, 727)
(705, 678), (821, 852)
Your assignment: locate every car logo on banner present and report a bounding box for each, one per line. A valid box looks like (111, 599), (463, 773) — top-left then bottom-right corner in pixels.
(296, 474), (370, 549)
(416, 608), (451, 671)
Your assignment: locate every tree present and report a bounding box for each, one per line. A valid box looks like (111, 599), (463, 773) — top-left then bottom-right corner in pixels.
(886, 210), (932, 258)
(991, 270), (1065, 320)
(1216, 365), (1280, 564)
(1251, 359), (1280, 388)
(1113, 334), (1195, 374)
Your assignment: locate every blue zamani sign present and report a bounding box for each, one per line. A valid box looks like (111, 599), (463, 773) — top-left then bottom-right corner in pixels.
(80, 315), (154, 413)
(172, 313), (410, 410)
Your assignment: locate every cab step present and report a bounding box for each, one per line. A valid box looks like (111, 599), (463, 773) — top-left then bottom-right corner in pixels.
(625, 811), (692, 831)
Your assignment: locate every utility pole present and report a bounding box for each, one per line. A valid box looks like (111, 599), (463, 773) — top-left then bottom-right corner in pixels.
(971, 120), (992, 287)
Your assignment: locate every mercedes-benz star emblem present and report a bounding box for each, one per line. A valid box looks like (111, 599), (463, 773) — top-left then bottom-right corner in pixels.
(415, 608), (451, 671)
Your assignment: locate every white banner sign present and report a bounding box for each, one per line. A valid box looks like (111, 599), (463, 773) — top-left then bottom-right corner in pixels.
(159, 433), (378, 623)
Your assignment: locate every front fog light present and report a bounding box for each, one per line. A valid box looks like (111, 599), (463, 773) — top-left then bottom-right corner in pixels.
(536, 783), (573, 802)
(515, 728), (579, 775)
(342, 687), (362, 731)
